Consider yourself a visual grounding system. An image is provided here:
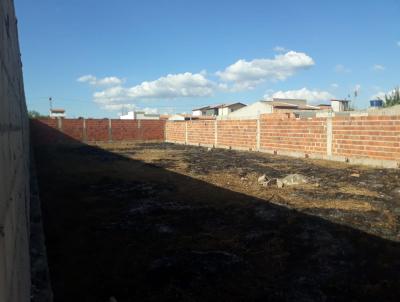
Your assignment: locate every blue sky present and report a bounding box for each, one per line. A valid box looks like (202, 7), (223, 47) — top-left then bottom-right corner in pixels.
(16, 0), (400, 118)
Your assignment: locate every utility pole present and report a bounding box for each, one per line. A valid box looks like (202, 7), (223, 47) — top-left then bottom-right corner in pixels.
(49, 97), (53, 111)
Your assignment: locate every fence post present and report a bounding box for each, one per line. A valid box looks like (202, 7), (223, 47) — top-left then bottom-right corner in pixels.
(214, 120), (218, 148)
(256, 118), (261, 151)
(82, 119), (87, 142)
(185, 121), (188, 144)
(326, 117), (333, 157)
(57, 117), (63, 131)
(108, 119), (112, 142)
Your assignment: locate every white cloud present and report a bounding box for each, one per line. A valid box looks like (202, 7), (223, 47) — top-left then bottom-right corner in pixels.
(77, 74), (124, 86)
(77, 75), (97, 84)
(371, 88), (396, 100)
(331, 83), (339, 89)
(102, 103), (137, 111)
(264, 87), (334, 104)
(372, 64), (385, 71)
(397, 41), (400, 47)
(371, 91), (386, 100)
(334, 64), (351, 73)
(273, 46), (288, 52)
(216, 51), (315, 91)
(93, 72), (215, 105)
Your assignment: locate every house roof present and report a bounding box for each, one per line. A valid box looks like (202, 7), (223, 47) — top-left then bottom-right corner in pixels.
(192, 105), (212, 111)
(331, 99), (350, 103)
(264, 101), (320, 110)
(272, 98), (307, 103)
(193, 102), (245, 111)
(50, 108), (65, 113)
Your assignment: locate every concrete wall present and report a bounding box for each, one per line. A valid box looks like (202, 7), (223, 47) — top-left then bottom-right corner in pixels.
(0, 0), (31, 301)
(165, 114), (400, 168)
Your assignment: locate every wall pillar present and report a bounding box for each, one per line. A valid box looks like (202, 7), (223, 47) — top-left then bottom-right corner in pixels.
(82, 119), (87, 142)
(108, 119), (112, 142)
(256, 118), (261, 151)
(326, 117), (333, 157)
(57, 118), (62, 131)
(185, 121), (188, 144)
(214, 120), (218, 147)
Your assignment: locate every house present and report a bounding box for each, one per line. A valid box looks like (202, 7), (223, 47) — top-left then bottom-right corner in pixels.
(168, 114), (186, 121)
(49, 108), (66, 118)
(192, 106), (210, 116)
(331, 100), (350, 112)
(318, 104), (332, 110)
(192, 102), (246, 117)
(168, 114), (216, 121)
(225, 98), (319, 119)
(217, 103), (246, 116)
(120, 111), (160, 120)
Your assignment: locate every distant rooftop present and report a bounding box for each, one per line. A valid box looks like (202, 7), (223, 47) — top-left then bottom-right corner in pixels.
(50, 108), (65, 113)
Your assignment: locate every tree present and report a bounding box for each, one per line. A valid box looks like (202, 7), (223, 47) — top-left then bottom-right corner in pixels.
(28, 110), (47, 118)
(381, 87), (400, 107)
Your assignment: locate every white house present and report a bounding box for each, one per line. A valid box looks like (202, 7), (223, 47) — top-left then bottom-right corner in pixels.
(120, 111), (160, 120)
(224, 99), (320, 119)
(192, 106), (210, 116)
(192, 102), (246, 117)
(217, 103), (246, 116)
(49, 108), (66, 118)
(168, 114), (186, 121)
(331, 100), (350, 112)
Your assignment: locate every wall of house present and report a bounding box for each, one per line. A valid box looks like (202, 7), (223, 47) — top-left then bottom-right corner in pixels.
(0, 0), (31, 301)
(30, 118), (166, 145)
(165, 114), (400, 168)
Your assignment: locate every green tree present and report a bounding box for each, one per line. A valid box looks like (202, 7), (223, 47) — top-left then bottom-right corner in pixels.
(28, 110), (47, 118)
(381, 87), (400, 107)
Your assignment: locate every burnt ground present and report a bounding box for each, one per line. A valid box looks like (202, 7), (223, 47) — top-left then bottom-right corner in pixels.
(33, 140), (400, 302)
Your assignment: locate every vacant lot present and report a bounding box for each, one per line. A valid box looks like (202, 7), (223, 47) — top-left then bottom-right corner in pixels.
(33, 141), (400, 302)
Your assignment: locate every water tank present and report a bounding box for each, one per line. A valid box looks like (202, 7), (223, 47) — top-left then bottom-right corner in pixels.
(370, 99), (383, 108)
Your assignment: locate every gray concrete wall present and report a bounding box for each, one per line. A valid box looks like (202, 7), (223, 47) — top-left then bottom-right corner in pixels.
(0, 0), (31, 301)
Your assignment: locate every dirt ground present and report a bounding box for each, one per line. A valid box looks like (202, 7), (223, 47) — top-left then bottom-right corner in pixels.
(33, 141), (400, 302)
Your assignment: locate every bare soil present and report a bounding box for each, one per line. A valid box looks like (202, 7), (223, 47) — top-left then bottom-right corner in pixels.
(33, 141), (400, 302)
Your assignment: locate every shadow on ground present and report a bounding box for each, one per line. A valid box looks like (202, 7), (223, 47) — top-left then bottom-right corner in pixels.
(31, 122), (400, 302)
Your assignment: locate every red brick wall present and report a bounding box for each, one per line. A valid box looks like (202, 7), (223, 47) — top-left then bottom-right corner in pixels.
(31, 118), (165, 144)
(62, 119), (85, 141)
(165, 121), (186, 142)
(217, 120), (257, 150)
(86, 119), (109, 142)
(187, 120), (215, 145)
(333, 116), (400, 160)
(140, 120), (166, 140)
(260, 115), (327, 154)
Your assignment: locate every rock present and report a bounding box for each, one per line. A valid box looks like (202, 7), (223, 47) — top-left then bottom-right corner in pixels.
(277, 179), (284, 188)
(279, 174), (308, 187)
(258, 174), (268, 184)
(351, 173), (360, 178)
(262, 178), (277, 187)
(391, 187), (400, 196)
(207, 147), (212, 152)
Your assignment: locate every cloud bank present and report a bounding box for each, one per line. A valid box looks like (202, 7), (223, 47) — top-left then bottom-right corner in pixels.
(78, 50), (316, 110)
(265, 88), (334, 104)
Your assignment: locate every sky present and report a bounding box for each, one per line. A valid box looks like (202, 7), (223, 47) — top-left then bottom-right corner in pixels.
(15, 0), (400, 118)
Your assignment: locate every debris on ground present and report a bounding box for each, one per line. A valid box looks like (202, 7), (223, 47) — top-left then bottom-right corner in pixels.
(33, 142), (400, 302)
